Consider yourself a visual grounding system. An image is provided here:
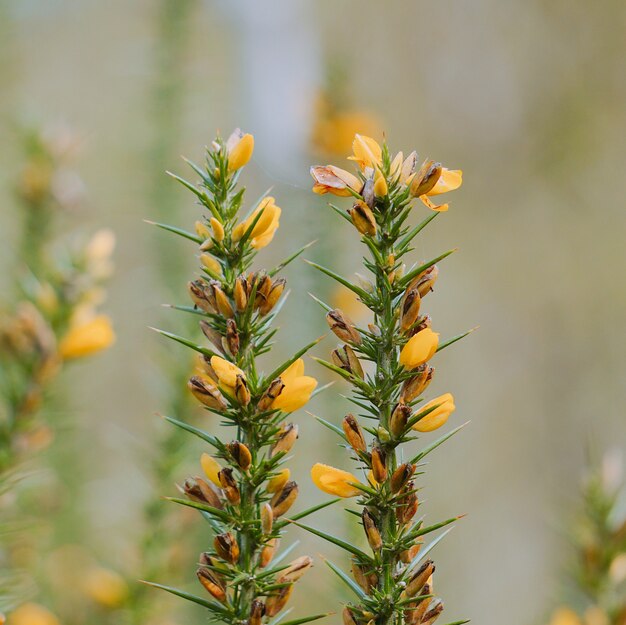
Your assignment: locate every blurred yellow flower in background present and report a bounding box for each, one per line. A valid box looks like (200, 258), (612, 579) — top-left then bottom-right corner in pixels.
(82, 566), (129, 608)
(8, 604), (60, 625)
(59, 314), (115, 359)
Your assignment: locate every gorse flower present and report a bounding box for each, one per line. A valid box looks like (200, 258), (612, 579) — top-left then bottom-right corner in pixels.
(148, 129), (329, 625)
(305, 133), (469, 625)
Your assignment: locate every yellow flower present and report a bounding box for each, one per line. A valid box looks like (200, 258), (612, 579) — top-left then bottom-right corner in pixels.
(8, 603), (60, 625)
(271, 358), (317, 413)
(311, 463), (362, 498)
(200, 253), (222, 275)
(413, 393), (455, 432)
(312, 110), (381, 156)
(547, 608), (582, 625)
(201, 453), (223, 487)
(399, 328), (439, 369)
(311, 165), (362, 197)
(210, 355), (245, 388)
(59, 315), (115, 359)
(267, 468), (290, 493)
(226, 130), (254, 172)
(82, 567), (128, 608)
(236, 196), (281, 249)
(348, 134), (382, 171)
(419, 168), (463, 213)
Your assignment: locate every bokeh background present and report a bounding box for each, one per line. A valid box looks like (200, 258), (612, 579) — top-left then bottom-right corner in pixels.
(1, 1), (625, 624)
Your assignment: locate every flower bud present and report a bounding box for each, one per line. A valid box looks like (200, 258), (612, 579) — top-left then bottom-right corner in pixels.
(214, 532), (240, 564)
(410, 160), (442, 198)
(390, 402), (411, 437)
(409, 265), (439, 298)
(210, 217), (224, 243)
(227, 131), (254, 172)
(199, 320), (224, 353)
(342, 414), (367, 453)
(188, 376), (227, 411)
(200, 253), (222, 276)
(218, 467), (240, 505)
(348, 200), (377, 236)
(253, 273), (272, 310)
(278, 555), (313, 583)
(421, 601), (444, 625)
(267, 468), (290, 494)
(234, 375), (251, 406)
(195, 220), (211, 240)
(374, 171), (388, 197)
(391, 463), (415, 493)
(399, 328), (439, 370)
(400, 543), (422, 564)
(258, 378), (285, 411)
(326, 309), (361, 345)
(343, 607), (359, 625)
(396, 483), (419, 524)
(227, 440), (252, 470)
(197, 566), (226, 602)
(260, 538), (277, 567)
(182, 477), (222, 508)
(265, 585), (293, 618)
(211, 282), (234, 318)
(401, 289), (421, 333)
(188, 280), (215, 313)
(406, 560), (435, 598)
(371, 445), (387, 483)
(401, 366), (434, 402)
(362, 509), (382, 552)
(413, 394), (455, 433)
(234, 276), (248, 311)
(352, 559), (377, 593)
(249, 600), (265, 625)
(259, 278), (286, 315)
(270, 423), (298, 457)
(261, 502), (273, 534)
(332, 345), (364, 378)
(225, 319), (239, 356)
(405, 585), (431, 625)
(271, 480), (298, 517)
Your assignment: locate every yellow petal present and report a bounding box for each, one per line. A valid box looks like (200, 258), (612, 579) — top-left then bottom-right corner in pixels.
(59, 315), (115, 359)
(267, 468), (290, 493)
(272, 376), (318, 413)
(281, 358), (305, 385)
(245, 197), (281, 239)
(399, 328), (439, 369)
(413, 393), (455, 432)
(348, 134), (382, 170)
(428, 169), (462, 196)
(310, 165), (361, 196)
(311, 463), (362, 498)
(228, 133), (254, 171)
(210, 355), (245, 387)
(374, 170), (388, 197)
(8, 603), (60, 625)
(420, 195), (449, 212)
(201, 453), (223, 486)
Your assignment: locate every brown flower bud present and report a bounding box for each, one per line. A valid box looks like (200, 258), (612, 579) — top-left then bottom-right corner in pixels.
(234, 276), (248, 311)
(390, 402), (412, 437)
(224, 318), (239, 356)
(348, 200), (377, 237)
(421, 601), (444, 625)
(352, 559), (377, 593)
(260, 538), (278, 567)
(214, 532), (240, 564)
(182, 477), (222, 509)
(253, 273), (272, 310)
(259, 278), (286, 315)
(332, 345), (364, 379)
(211, 282), (234, 318)
(410, 160), (442, 198)
(261, 502), (273, 534)
(271, 480), (298, 517)
(405, 585), (431, 625)
(342, 414), (367, 453)
(396, 483), (419, 524)
(401, 289), (421, 333)
(188, 280), (216, 313)
(400, 543), (422, 564)
(265, 585), (293, 617)
(270, 423), (298, 458)
(199, 320), (224, 353)
(258, 378), (285, 411)
(249, 600), (266, 625)
(188, 376), (227, 411)
(391, 463), (416, 493)
(406, 560), (435, 597)
(401, 366), (434, 402)
(227, 440), (252, 470)
(371, 445), (387, 483)
(218, 467), (241, 505)
(277, 555), (313, 583)
(234, 374), (251, 406)
(197, 566), (226, 602)
(362, 509), (382, 552)
(343, 607), (359, 625)
(409, 265), (439, 298)
(326, 309), (361, 345)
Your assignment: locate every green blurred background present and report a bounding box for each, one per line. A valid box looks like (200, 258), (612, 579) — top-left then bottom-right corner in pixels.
(1, 1), (625, 624)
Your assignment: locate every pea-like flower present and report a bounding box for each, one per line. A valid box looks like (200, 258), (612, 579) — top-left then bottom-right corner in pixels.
(210, 355), (245, 388)
(413, 393), (455, 432)
(233, 196), (281, 249)
(311, 463), (363, 498)
(226, 129), (254, 172)
(59, 315), (115, 359)
(399, 328), (439, 369)
(310, 165), (362, 197)
(271, 358), (317, 413)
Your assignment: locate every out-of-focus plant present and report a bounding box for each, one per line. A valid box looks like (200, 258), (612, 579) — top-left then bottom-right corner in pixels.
(305, 134), (469, 625)
(144, 128), (333, 625)
(0, 124), (115, 620)
(547, 451), (626, 625)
